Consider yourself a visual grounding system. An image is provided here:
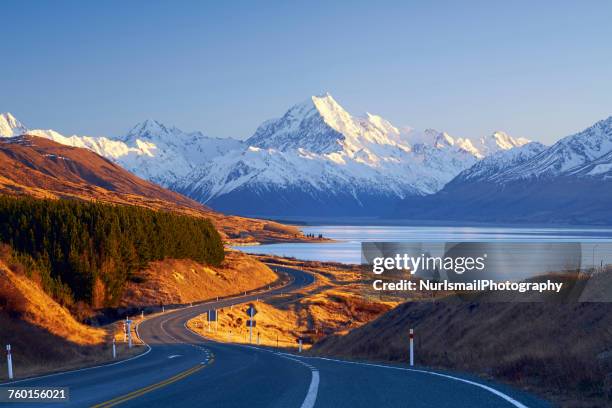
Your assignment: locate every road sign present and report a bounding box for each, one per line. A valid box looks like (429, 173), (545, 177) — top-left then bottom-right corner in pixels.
(245, 304), (257, 317)
(246, 321), (256, 327)
(208, 310), (217, 321)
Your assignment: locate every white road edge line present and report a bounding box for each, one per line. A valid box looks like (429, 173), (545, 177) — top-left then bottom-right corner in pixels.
(277, 354), (319, 408)
(307, 356), (529, 408)
(184, 321), (319, 408)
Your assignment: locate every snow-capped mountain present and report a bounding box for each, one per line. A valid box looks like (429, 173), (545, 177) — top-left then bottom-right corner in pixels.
(394, 116), (612, 224)
(494, 116), (612, 182)
(0, 113), (27, 137)
(0, 113), (243, 186)
(173, 94), (530, 216)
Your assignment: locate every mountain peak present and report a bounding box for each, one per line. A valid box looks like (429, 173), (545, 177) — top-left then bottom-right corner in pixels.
(478, 131), (530, 155)
(126, 119), (175, 138)
(0, 112), (28, 137)
(246, 94), (351, 153)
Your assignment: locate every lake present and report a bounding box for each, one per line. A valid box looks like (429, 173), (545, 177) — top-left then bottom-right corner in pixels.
(235, 225), (612, 264)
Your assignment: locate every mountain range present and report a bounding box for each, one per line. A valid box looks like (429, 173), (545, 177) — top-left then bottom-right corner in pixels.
(394, 116), (612, 224)
(0, 94), (530, 217)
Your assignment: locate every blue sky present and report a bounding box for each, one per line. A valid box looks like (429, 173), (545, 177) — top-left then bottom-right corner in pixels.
(2, 0), (611, 144)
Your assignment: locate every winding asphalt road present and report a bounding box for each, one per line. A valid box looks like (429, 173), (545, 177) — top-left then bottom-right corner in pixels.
(3, 266), (550, 407)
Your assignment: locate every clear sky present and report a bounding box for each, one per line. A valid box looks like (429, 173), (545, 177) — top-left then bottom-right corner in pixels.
(2, 0), (612, 144)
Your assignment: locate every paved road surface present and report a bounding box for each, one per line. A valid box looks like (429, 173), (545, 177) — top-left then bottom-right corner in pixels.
(2, 266), (550, 407)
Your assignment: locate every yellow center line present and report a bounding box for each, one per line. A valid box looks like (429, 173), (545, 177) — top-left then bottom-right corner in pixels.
(91, 362), (209, 408)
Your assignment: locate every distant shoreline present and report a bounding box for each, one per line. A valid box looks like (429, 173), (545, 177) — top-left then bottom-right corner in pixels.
(247, 215), (612, 230)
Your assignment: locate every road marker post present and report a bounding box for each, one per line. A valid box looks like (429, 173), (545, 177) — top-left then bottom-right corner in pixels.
(141, 310), (144, 319)
(409, 328), (414, 367)
(112, 338), (117, 359)
(6, 344), (13, 380)
(126, 318), (133, 349)
(298, 338), (303, 353)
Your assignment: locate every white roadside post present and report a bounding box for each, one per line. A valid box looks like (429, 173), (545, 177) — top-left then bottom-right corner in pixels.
(409, 328), (414, 367)
(141, 310), (144, 319)
(298, 338), (303, 353)
(126, 318), (133, 349)
(112, 338), (116, 359)
(6, 344), (14, 380)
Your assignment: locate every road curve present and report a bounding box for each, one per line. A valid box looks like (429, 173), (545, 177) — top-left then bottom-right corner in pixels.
(3, 266), (550, 407)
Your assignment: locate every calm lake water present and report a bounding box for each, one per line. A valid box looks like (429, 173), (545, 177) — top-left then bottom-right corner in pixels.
(235, 225), (612, 264)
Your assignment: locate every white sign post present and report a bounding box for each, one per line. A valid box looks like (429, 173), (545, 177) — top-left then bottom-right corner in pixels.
(6, 344), (13, 380)
(112, 338), (116, 359)
(409, 329), (414, 367)
(298, 339), (303, 353)
(245, 304), (257, 344)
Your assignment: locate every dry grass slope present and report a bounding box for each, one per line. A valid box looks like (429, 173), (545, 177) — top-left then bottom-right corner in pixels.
(0, 261), (144, 380)
(120, 251), (279, 307)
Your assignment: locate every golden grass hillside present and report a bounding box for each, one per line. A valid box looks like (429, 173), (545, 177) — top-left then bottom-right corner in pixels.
(0, 261), (142, 380)
(120, 251), (280, 307)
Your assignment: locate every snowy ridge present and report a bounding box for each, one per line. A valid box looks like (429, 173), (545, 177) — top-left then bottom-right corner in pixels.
(452, 142), (547, 183)
(495, 116), (612, 181)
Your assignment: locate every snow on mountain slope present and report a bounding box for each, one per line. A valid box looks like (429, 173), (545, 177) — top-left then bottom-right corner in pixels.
(393, 115), (612, 225)
(0, 113), (28, 137)
(451, 142), (547, 183)
(3, 116), (243, 186)
(176, 94), (532, 216)
(570, 150), (612, 180)
(496, 116), (612, 181)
